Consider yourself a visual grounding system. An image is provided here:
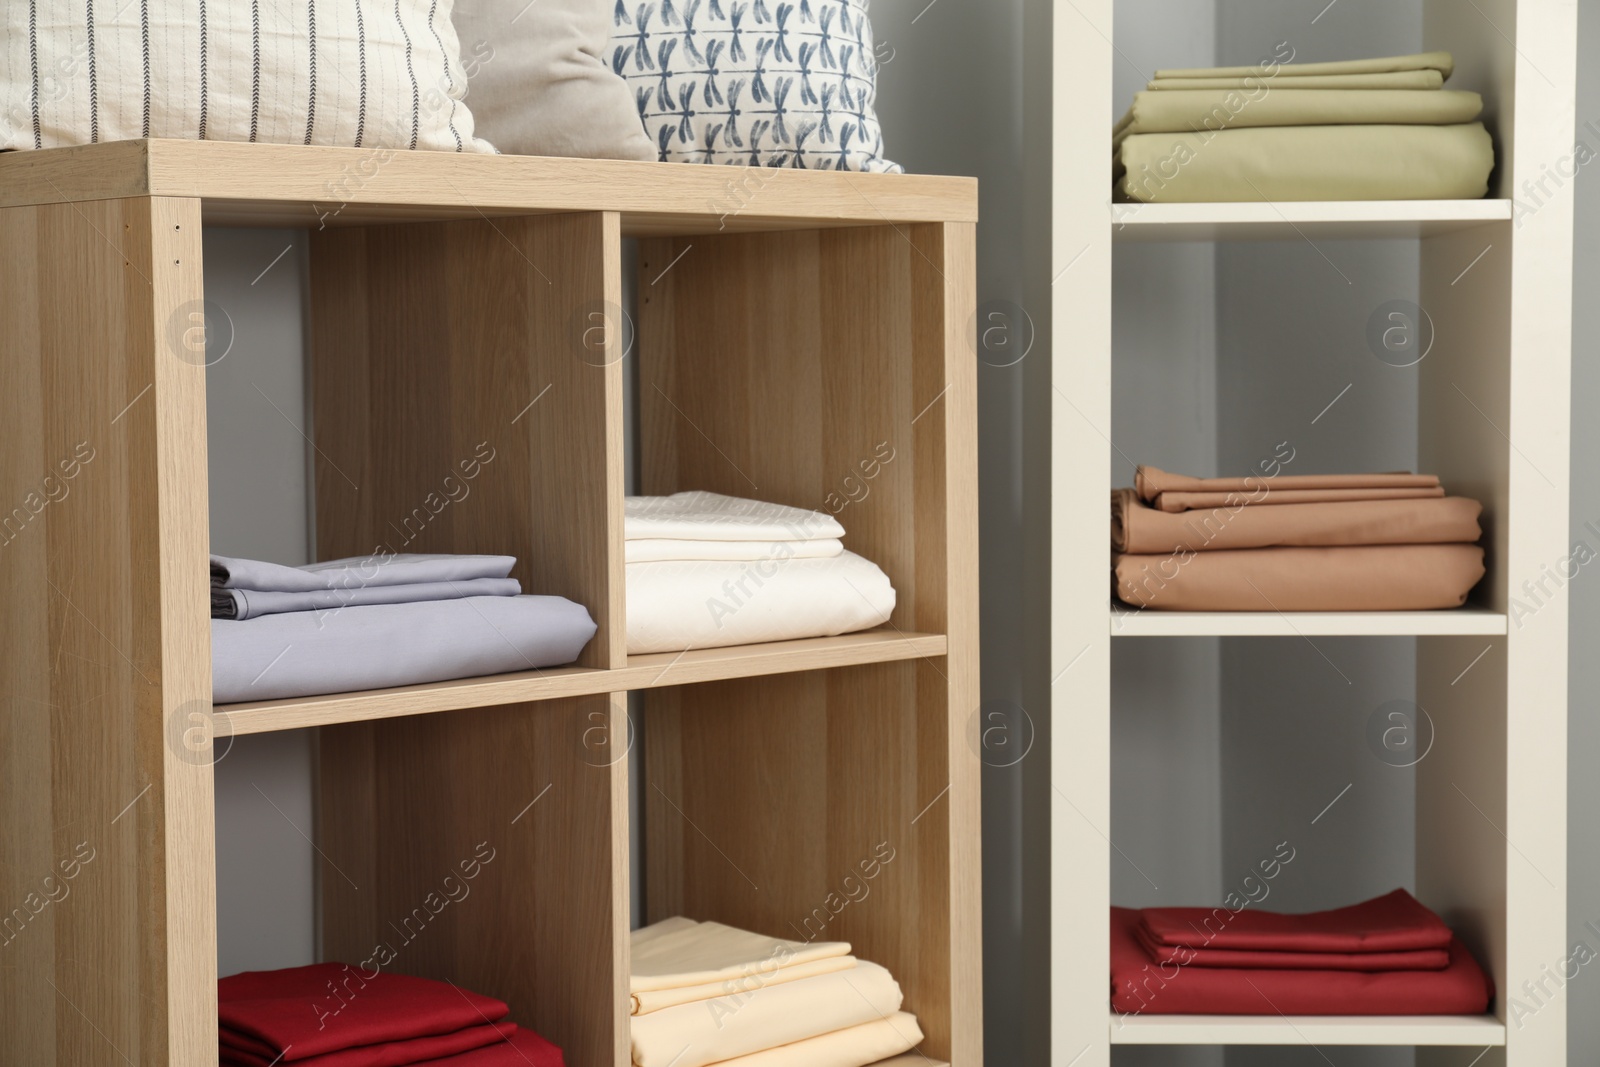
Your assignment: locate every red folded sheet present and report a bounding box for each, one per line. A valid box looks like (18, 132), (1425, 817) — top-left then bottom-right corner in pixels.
(218, 964), (510, 1062)
(1111, 907), (1492, 1016)
(1131, 922), (1449, 971)
(220, 1022), (518, 1067)
(411, 1029), (565, 1066)
(1140, 888), (1453, 954)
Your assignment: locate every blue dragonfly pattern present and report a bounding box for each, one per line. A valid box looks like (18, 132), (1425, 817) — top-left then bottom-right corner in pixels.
(609, 0), (899, 171)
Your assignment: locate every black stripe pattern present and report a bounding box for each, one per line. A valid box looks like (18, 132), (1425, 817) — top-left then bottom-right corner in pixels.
(353, 0), (366, 147)
(85, 0), (98, 141)
(139, 0), (149, 137)
(249, 0), (259, 141)
(303, 0), (316, 144)
(197, 0), (207, 139)
(395, 0), (418, 149)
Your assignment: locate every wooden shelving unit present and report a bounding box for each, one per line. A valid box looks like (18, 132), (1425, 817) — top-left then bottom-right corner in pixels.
(0, 140), (981, 1066)
(1051, 1), (1576, 1064)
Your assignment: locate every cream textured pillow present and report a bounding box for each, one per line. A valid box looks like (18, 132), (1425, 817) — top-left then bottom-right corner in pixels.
(1, 1), (492, 152)
(453, 0), (656, 160)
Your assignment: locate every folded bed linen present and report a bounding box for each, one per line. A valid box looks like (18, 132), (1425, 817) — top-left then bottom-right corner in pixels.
(1118, 123), (1493, 203)
(1111, 907), (1490, 1015)
(625, 551), (895, 654)
(399, 1030), (565, 1066)
(218, 964), (510, 1061)
(212, 553), (517, 593)
(633, 955), (858, 1015)
(1150, 486), (1446, 512)
(1113, 544), (1485, 612)
(1148, 70), (1446, 91)
(630, 961), (903, 1067)
(1112, 489), (1482, 554)
(1115, 89), (1482, 141)
(1131, 925), (1449, 971)
(705, 1012), (923, 1067)
(221, 1021), (518, 1067)
(625, 537), (844, 565)
(1154, 51), (1455, 81)
(1140, 889), (1454, 954)
(630, 916), (853, 992)
(626, 491), (844, 543)
(1136, 466), (1441, 502)
(212, 596), (596, 703)
(214, 577), (523, 620)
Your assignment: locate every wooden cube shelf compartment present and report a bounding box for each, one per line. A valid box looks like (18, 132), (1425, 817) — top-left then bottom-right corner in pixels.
(0, 141), (979, 1067)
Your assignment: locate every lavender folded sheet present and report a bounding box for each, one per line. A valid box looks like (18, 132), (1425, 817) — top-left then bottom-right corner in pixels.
(1113, 544), (1485, 611)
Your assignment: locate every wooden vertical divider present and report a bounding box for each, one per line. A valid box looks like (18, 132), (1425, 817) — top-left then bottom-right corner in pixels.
(0, 197), (216, 1066)
(636, 223), (980, 1064)
(310, 212), (629, 1066)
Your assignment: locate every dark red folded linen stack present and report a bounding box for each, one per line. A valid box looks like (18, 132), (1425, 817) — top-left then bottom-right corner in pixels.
(1111, 890), (1492, 1015)
(219, 963), (565, 1067)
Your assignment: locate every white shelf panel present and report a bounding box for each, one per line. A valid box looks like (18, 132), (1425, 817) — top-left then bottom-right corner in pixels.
(1111, 200), (1511, 242)
(1109, 1012), (1506, 1046)
(1110, 608), (1508, 637)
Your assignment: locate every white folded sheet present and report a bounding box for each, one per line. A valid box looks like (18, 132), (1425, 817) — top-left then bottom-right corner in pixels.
(625, 538), (844, 564)
(626, 492), (844, 543)
(212, 595), (596, 703)
(629, 961), (903, 1067)
(211, 552), (516, 593)
(625, 551), (896, 654)
(215, 577), (522, 621)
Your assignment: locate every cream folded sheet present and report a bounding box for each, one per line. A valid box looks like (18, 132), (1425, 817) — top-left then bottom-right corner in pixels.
(1154, 50), (1454, 80)
(625, 550), (895, 654)
(1118, 123), (1493, 202)
(629, 961), (903, 1067)
(625, 537), (844, 564)
(631, 917), (852, 992)
(633, 956), (858, 1015)
(1148, 70), (1445, 91)
(703, 1012), (924, 1067)
(1116, 89), (1482, 139)
(626, 491), (844, 543)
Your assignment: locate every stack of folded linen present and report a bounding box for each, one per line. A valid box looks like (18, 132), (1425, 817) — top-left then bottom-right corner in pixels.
(211, 553), (596, 703)
(1115, 51), (1494, 202)
(1111, 890), (1492, 1015)
(1112, 466), (1485, 611)
(218, 963), (564, 1066)
(630, 917), (923, 1067)
(625, 492), (896, 654)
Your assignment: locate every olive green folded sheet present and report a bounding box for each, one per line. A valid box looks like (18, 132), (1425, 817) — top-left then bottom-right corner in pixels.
(1154, 50), (1455, 80)
(1113, 544), (1486, 612)
(1118, 122), (1493, 202)
(1115, 89), (1482, 141)
(1149, 70), (1445, 91)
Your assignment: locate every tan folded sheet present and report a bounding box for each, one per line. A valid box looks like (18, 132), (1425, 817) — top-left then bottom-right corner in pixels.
(704, 1013), (924, 1067)
(1155, 51), (1455, 80)
(631, 916), (851, 993)
(1113, 544), (1485, 612)
(1136, 465), (1440, 501)
(1112, 488), (1482, 554)
(1149, 70), (1445, 91)
(1152, 486), (1447, 513)
(632, 955), (858, 1015)
(1119, 123), (1493, 203)
(630, 961), (903, 1067)
(1116, 89), (1482, 140)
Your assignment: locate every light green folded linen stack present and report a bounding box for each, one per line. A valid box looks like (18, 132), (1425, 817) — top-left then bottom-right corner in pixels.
(1114, 51), (1496, 202)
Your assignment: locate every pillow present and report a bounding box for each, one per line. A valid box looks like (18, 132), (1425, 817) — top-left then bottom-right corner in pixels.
(1, 1), (492, 152)
(608, 0), (900, 171)
(453, 0), (656, 160)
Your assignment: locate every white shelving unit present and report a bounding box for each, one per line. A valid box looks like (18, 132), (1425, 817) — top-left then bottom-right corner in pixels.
(1050, 1), (1577, 1064)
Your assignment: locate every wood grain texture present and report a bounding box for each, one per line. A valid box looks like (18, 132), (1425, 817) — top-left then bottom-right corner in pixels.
(309, 211), (625, 668)
(0, 196), (215, 1066)
(318, 695), (628, 1067)
(638, 223), (981, 1064)
(218, 631), (947, 735)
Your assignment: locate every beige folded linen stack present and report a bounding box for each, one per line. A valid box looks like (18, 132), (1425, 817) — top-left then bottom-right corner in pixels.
(630, 917), (924, 1067)
(1115, 51), (1495, 202)
(1112, 466), (1486, 611)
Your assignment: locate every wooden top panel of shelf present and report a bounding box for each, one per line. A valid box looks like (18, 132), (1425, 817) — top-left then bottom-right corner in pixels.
(1111, 199), (1510, 242)
(1110, 608), (1508, 637)
(1110, 1012), (1506, 1046)
(0, 139), (977, 234)
(216, 630), (946, 735)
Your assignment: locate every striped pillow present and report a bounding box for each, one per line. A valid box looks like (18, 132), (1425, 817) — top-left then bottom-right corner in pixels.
(2, 1), (493, 152)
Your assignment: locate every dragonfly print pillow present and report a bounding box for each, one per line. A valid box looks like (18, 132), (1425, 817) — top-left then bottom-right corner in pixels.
(609, 0), (902, 171)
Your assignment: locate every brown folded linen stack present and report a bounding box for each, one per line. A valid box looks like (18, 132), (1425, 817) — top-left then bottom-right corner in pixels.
(1113, 467), (1485, 611)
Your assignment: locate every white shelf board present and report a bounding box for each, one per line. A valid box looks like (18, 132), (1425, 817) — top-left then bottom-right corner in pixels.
(1109, 608), (1508, 637)
(1111, 200), (1511, 242)
(1109, 1012), (1506, 1046)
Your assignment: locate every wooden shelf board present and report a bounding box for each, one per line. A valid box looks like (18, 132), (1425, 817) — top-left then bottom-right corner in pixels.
(1110, 608), (1508, 637)
(216, 630), (947, 735)
(0, 139), (977, 234)
(1109, 1012), (1506, 1046)
(1111, 199), (1511, 242)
